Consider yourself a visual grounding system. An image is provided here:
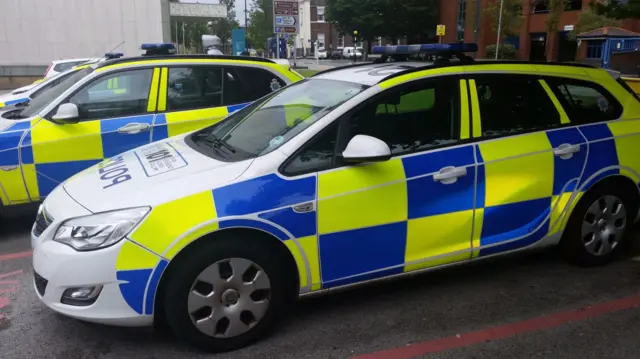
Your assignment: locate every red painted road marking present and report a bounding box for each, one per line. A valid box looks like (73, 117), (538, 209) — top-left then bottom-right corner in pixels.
(350, 294), (640, 359)
(0, 280), (19, 285)
(0, 270), (24, 279)
(0, 287), (18, 294)
(0, 251), (32, 262)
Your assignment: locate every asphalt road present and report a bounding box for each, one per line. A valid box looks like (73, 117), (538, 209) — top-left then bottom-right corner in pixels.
(2, 212), (640, 359)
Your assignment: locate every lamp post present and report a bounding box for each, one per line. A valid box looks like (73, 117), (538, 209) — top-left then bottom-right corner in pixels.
(353, 30), (358, 63)
(495, 0), (505, 60)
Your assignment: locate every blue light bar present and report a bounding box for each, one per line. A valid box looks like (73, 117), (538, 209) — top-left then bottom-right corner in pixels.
(140, 43), (176, 51)
(371, 43), (479, 55)
(104, 52), (124, 59)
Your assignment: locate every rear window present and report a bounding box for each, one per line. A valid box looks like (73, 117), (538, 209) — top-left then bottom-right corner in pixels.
(546, 77), (623, 124)
(53, 61), (86, 73)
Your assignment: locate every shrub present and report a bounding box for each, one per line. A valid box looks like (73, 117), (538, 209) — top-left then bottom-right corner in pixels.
(484, 44), (517, 59)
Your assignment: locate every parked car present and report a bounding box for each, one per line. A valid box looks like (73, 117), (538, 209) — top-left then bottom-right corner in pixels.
(317, 47), (328, 59)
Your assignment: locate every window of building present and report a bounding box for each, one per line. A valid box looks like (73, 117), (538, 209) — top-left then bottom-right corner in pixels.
(532, 0), (549, 13)
(472, 75), (562, 138)
(566, 0), (582, 11)
(457, 0), (467, 41)
(338, 36), (345, 48)
(546, 77), (623, 124)
(166, 66), (223, 112)
(505, 35), (520, 50)
(316, 6), (325, 22)
(586, 40), (604, 59)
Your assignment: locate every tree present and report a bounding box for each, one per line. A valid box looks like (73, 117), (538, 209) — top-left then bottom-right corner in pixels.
(592, 0), (640, 20)
(569, 6), (623, 40)
(484, 0), (524, 40)
(208, 0), (241, 44)
(247, 0), (274, 51)
(544, 0), (570, 57)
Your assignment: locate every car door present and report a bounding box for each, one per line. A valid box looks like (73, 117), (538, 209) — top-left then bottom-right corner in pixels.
(151, 64), (287, 141)
(282, 76), (478, 289)
(466, 73), (588, 258)
(26, 68), (158, 198)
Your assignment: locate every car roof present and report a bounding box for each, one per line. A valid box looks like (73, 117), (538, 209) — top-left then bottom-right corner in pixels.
(95, 54), (278, 70)
(51, 58), (92, 64)
(312, 62), (429, 86)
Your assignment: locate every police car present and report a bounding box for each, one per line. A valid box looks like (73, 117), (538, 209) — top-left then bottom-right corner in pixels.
(32, 43), (640, 352)
(0, 53), (124, 110)
(0, 43), (303, 209)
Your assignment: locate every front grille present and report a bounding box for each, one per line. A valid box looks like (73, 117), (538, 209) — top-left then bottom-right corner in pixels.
(32, 207), (54, 237)
(34, 271), (48, 296)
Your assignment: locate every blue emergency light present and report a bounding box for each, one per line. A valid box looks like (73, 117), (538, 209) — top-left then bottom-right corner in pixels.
(104, 52), (124, 60)
(371, 43), (478, 55)
(140, 43), (177, 56)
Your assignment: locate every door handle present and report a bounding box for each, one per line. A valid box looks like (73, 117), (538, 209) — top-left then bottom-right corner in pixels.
(553, 143), (580, 160)
(117, 122), (151, 134)
(433, 166), (467, 185)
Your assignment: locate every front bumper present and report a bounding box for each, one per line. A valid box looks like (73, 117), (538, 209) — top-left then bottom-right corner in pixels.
(31, 186), (155, 327)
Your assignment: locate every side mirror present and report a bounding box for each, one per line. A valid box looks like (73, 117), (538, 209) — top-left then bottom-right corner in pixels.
(52, 103), (79, 123)
(342, 135), (391, 163)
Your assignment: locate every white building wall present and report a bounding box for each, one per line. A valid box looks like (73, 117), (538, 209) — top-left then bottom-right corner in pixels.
(296, 0), (311, 54)
(0, 0), (171, 66)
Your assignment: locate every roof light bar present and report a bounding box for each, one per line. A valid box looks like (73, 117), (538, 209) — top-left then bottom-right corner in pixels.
(371, 43), (479, 55)
(104, 52), (124, 60)
(140, 43), (177, 56)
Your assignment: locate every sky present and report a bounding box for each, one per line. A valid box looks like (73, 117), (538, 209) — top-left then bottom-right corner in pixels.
(181, 0), (248, 26)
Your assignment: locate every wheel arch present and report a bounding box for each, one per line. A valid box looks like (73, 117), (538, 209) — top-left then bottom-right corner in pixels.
(152, 226), (301, 327)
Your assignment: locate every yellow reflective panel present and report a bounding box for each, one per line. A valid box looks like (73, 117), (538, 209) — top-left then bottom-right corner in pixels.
(165, 107), (229, 137)
(31, 120), (103, 163)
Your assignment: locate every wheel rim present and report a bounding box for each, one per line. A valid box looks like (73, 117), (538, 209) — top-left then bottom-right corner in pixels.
(187, 258), (271, 338)
(581, 195), (627, 256)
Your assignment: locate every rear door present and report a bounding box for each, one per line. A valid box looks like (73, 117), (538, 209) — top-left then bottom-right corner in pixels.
(466, 73), (587, 257)
(151, 64), (287, 141)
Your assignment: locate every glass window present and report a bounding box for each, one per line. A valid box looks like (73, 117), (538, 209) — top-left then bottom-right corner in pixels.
(283, 124), (339, 175)
(187, 79), (367, 162)
(17, 67), (94, 119)
(167, 66), (223, 112)
(66, 69), (153, 120)
(347, 78), (460, 156)
(223, 67), (286, 105)
(31, 70), (77, 100)
(473, 75), (561, 138)
(53, 61), (87, 73)
(546, 78), (623, 124)
(317, 6), (325, 22)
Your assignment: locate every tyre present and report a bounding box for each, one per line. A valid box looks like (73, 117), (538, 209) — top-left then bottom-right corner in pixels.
(560, 183), (637, 267)
(163, 233), (297, 352)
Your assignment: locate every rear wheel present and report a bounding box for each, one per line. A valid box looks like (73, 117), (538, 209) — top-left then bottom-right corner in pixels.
(163, 234), (296, 352)
(561, 185), (637, 266)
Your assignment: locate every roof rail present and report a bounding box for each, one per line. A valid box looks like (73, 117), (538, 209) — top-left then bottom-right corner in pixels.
(97, 54), (277, 68)
(377, 59), (597, 84)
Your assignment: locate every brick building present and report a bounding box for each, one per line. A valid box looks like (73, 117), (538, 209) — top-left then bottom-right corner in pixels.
(439, 0), (640, 62)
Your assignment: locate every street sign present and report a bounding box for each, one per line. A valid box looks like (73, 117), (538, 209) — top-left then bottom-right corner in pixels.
(436, 24), (446, 36)
(274, 0), (299, 34)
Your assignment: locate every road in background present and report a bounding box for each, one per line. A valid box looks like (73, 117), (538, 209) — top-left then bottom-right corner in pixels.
(1, 211), (640, 359)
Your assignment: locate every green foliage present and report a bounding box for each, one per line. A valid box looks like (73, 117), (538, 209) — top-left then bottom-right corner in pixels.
(592, 0), (640, 20)
(545, 0), (570, 33)
(484, 0), (523, 38)
(170, 0), (240, 53)
(485, 44), (517, 59)
(569, 7), (623, 40)
(247, 0), (274, 50)
(208, 0), (241, 44)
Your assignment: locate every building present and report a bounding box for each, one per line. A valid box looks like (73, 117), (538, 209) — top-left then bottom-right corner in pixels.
(439, 0), (640, 63)
(0, 0), (225, 89)
(296, 0), (360, 56)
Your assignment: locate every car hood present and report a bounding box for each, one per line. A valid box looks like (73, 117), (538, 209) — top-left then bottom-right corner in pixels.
(63, 135), (253, 213)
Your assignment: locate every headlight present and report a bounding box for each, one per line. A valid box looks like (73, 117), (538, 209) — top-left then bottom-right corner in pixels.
(53, 207), (150, 251)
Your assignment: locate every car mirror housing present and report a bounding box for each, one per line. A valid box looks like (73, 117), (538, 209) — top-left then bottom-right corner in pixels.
(342, 135), (391, 163)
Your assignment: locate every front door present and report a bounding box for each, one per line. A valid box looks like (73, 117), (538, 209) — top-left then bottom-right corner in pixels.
(283, 76), (478, 289)
(25, 68), (158, 198)
(467, 73), (587, 257)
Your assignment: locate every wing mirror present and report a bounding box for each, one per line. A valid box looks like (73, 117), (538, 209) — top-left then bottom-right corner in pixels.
(51, 103), (80, 123)
(342, 135), (391, 163)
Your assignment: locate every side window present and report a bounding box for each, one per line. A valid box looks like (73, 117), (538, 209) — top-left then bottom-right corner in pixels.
(282, 124), (339, 176)
(546, 77), (623, 124)
(67, 69), (153, 120)
(472, 75), (561, 138)
(223, 67), (285, 105)
(31, 71), (74, 99)
(347, 78), (460, 156)
(53, 61), (85, 73)
(166, 66), (223, 112)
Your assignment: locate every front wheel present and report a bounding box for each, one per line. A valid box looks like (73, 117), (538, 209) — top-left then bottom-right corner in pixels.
(162, 235), (296, 352)
(561, 185), (637, 266)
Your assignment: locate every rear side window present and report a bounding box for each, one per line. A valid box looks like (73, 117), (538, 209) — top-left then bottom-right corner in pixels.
(472, 74), (561, 138)
(546, 77), (623, 124)
(166, 66), (223, 112)
(223, 67), (285, 105)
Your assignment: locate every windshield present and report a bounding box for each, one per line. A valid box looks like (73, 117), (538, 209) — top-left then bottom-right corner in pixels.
(17, 67), (94, 119)
(187, 79), (368, 162)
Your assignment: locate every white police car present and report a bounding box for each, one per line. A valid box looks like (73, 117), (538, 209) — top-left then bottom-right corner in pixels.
(32, 43), (640, 352)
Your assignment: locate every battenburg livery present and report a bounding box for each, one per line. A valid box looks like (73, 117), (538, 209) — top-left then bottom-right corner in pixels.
(32, 43), (640, 352)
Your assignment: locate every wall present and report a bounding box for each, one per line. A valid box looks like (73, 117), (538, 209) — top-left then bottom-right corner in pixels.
(0, 0), (170, 66)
